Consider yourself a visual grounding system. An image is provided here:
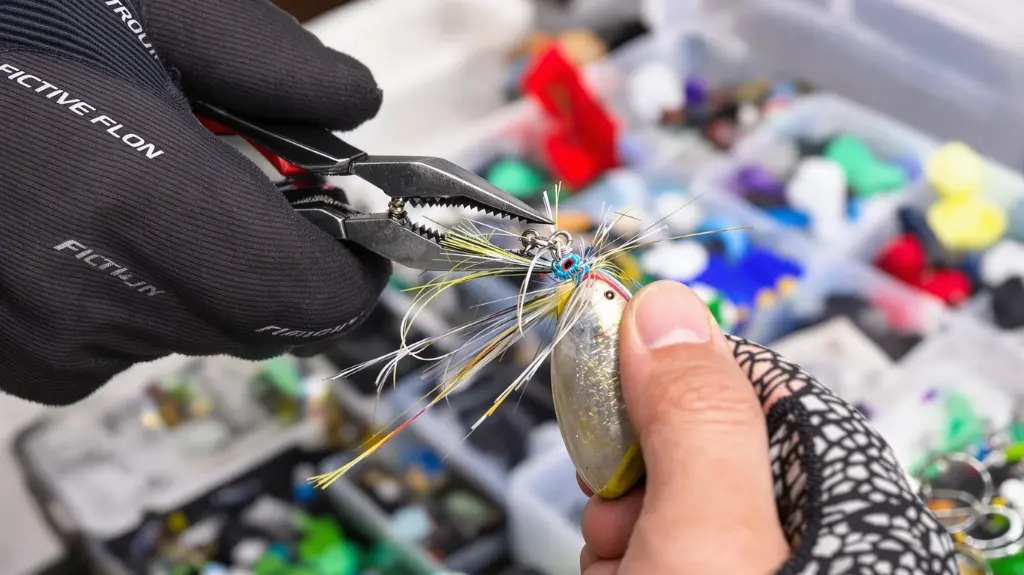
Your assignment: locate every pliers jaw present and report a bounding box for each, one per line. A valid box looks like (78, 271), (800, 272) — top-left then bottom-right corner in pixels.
(194, 102), (552, 272)
(348, 156), (548, 223)
(286, 188), (523, 272)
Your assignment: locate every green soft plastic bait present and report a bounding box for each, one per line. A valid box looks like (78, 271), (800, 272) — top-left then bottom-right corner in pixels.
(485, 159), (546, 199)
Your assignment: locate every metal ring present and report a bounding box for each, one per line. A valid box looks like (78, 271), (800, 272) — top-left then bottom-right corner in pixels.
(520, 229), (539, 248)
(520, 229), (573, 260)
(963, 504), (1024, 559)
(549, 230), (572, 258)
(925, 488), (984, 525)
(917, 453), (993, 533)
(550, 230), (572, 245)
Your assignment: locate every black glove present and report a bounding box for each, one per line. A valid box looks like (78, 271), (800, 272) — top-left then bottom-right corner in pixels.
(0, 0), (391, 404)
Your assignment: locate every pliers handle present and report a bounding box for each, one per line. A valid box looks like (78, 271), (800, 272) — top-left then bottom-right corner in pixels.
(192, 101), (552, 271)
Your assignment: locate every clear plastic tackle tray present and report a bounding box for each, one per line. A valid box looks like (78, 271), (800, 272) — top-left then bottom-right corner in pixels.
(374, 22), (1024, 572)
(11, 358), (452, 575)
(694, 93), (942, 252)
(871, 317), (1024, 471)
(844, 148), (1024, 342)
(109, 19), (1024, 575)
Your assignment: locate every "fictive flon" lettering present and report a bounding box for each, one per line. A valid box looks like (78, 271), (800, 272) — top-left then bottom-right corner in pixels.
(0, 62), (166, 160)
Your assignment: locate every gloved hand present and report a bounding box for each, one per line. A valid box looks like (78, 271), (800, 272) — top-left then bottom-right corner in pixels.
(580, 281), (957, 574)
(0, 0), (390, 404)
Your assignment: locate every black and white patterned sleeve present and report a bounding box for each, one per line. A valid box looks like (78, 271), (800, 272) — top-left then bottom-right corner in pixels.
(725, 334), (958, 575)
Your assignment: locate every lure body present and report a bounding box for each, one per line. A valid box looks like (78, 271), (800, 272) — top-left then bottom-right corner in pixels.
(551, 271), (643, 499)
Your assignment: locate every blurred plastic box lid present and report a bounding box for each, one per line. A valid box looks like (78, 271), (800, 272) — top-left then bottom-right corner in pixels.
(688, 0), (1024, 166)
(653, 0), (1024, 98)
(303, 0), (535, 153)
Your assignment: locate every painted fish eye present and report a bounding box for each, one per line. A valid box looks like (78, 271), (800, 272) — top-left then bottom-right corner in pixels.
(604, 290), (615, 300)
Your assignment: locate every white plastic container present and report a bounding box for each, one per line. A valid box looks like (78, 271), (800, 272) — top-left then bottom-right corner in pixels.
(305, 0), (535, 154)
(10, 357), (448, 575)
(439, 26), (765, 174)
(585, 26), (760, 162)
(507, 443), (587, 575)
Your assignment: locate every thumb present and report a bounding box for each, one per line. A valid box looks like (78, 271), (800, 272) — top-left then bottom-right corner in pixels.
(618, 280), (788, 573)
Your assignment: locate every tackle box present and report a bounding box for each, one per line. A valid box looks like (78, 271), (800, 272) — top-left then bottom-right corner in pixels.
(362, 20), (1024, 573)
(11, 356), (510, 575)
(297, 0), (1024, 167)
(442, 23), (1024, 337)
(228, 21), (1024, 575)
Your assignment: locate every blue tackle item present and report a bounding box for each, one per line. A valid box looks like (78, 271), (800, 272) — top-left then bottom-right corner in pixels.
(768, 81), (798, 99)
(693, 253), (761, 309)
(974, 440), (993, 463)
(553, 253), (590, 282)
(889, 154), (923, 182)
(402, 446), (444, 478)
(696, 215), (749, 264)
(268, 541), (292, 561)
(959, 251), (985, 287)
(684, 74), (709, 107)
(764, 207), (811, 229)
(742, 247), (803, 288)
(847, 197), (863, 222)
(897, 206), (946, 265)
(293, 482), (317, 505)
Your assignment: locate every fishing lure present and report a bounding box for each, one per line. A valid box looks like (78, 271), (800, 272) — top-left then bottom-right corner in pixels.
(306, 192), (962, 575)
(308, 193), (700, 495)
